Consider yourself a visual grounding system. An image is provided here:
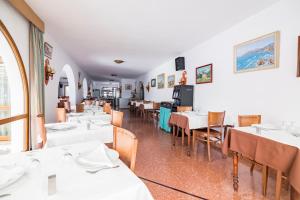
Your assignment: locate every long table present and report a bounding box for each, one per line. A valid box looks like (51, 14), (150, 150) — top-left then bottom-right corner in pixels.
(0, 141), (154, 200)
(46, 123), (113, 147)
(222, 126), (300, 200)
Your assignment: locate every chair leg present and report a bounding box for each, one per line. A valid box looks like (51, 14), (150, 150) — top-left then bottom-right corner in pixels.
(262, 165), (269, 196)
(172, 125), (176, 146)
(250, 162), (255, 175)
(275, 170), (282, 200)
(207, 140), (211, 162)
(182, 128), (185, 145)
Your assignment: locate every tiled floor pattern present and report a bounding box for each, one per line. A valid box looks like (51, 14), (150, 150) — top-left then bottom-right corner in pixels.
(122, 110), (290, 200)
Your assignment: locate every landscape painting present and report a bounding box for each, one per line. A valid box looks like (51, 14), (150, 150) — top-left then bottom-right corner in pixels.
(157, 73), (165, 89)
(167, 75), (175, 88)
(234, 31), (280, 73)
(196, 64), (212, 84)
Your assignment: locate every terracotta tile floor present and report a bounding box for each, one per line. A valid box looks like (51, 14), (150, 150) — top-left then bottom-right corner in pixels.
(122, 110), (290, 200)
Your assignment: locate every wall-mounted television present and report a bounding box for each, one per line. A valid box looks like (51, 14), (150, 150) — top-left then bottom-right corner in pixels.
(175, 57), (185, 71)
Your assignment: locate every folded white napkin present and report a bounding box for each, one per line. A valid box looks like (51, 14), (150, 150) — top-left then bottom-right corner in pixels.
(0, 166), (25, 189)
(76, 145), (116, 169)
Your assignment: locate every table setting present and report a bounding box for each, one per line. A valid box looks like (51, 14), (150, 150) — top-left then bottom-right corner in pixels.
(0, 142), (154, 200)
(45, 121), (113, 147)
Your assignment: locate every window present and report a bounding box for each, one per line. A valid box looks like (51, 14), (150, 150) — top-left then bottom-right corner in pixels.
(0, 21), (29, 152)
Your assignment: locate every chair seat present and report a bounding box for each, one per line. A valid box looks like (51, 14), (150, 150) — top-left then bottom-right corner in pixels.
(193, 128), (222, 142)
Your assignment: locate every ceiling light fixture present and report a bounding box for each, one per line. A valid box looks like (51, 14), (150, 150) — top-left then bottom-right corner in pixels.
(114, 59), (124, 64)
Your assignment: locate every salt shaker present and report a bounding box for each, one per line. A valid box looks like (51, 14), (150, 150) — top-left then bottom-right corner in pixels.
(48, 174), (56, 195)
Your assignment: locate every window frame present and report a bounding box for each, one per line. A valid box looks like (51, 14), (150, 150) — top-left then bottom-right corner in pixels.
(0, 20), (29, 151)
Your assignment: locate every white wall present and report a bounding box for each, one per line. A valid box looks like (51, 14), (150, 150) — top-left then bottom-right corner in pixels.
(0, 1), (92, 123)
(0, 0), (29, 76)
(120, 79), (135, 98)
(44, 33), (91, 123)
(138, 0), (300, 125)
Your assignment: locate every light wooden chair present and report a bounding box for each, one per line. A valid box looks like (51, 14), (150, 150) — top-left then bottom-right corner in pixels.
(193, 111), (225, 162)
(177, 106), (192, 112)
(64, 101), (71, 113)
(56, 108), (66, 122)
(103, 103), (112, 114)
(76, 104), (84, 113)
(37, 114), (47, 148)
(112, 110), (124, 127)
(113, 127), (138, 171)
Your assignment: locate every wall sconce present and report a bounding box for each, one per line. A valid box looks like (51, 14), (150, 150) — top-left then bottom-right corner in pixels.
(45, 58), (56, 85)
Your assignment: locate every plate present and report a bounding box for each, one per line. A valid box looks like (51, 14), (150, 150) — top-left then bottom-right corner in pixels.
(46, 123), (77, 131)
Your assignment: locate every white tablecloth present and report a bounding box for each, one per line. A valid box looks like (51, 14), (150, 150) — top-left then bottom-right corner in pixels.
(175, 111), (233, 130)
(0, 142), (154, 200)
(143, 103), (153, 110)
(46, 123), (113, 147)
(67, 112), (111, 123)
(234, 126), (300, 149)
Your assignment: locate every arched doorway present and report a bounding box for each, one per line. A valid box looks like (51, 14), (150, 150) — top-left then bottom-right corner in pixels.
(82, 78), (88, 98)
(59, 65), (76, 106)
(0, 21), (29, 152)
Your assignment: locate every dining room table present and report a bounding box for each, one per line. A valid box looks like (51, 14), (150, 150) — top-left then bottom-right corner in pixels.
(0, 141), (154, 200)
(169, 111), (233, 152)
(45, 121), (113, 147)
(222, 125), (300, 200)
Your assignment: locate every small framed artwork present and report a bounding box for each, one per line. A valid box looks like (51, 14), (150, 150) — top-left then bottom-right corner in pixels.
(44, 42), (53, 59)
(157, 73), (165, 89)
(125, 84), (132, 90)
(234, 31), (280, 73)
(151, 78), (156, 87)
(196, 64), (213, 84)
(297, 36), (300, 77)
(167, 75), (175, 88)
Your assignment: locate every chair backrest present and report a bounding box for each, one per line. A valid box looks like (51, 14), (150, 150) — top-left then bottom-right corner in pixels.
(238, 115), (261, 127)
(153, 102), (160, 110)
(56, 108), (67, 122)
(37, 114), (47, 148)
(112, 110), (124, 127)
(103, 103), (112, 114)
(208, 111), (225, 127)
(177, 106), (192, 112)
(113, 127), (138, 171)
(76, 104), (84, 113)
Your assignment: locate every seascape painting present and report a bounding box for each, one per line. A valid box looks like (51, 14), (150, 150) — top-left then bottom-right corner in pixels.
(157, 73), (165, 89)
(234, 31), (280, 73)
(196, 64), (212, 84)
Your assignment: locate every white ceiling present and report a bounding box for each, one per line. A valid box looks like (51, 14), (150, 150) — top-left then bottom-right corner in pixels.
(26, 0), (278, 80)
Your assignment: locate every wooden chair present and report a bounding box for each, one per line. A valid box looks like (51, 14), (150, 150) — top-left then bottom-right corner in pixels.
(37, 114), (47, 148)
(177, 106), (192, 112)
(113, 127), (138, 171)
(76, 104), (84, 113)
(112, 110), (124, 127)
(56, 108), (66, 122)
(64, 101), (71, 113)
(103, 103), (112, 114)
(238, 115), (261, 127)
(193, 111), (225, 162)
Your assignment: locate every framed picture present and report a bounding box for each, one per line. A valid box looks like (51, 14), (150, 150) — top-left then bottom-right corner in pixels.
(151, 78), (156, 87)
(157, 73), (165, 89)
(196, 64), (213, 84)
(297, 36), (300, 77)
(167, 75), (175, 88)
(234, 31), (280, 73)
(124, 84), (132, 90)
(44, 42), (53, 59)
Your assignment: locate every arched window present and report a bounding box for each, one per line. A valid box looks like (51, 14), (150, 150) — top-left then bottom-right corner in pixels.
(0, 21), (29, 152)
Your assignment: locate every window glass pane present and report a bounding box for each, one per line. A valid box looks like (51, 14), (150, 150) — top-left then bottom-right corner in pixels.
(0, 119), (24, 153)
(0, 31), (25, 119)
